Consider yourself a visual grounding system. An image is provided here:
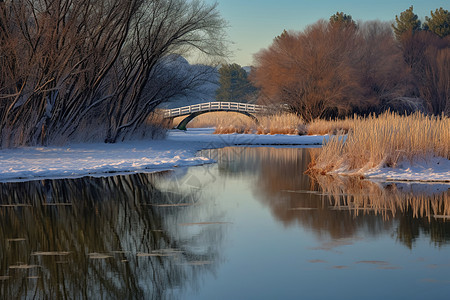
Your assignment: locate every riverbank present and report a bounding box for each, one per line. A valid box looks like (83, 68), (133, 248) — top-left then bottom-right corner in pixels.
(0, 128), (448, 183)
(0, 128), (324, 182)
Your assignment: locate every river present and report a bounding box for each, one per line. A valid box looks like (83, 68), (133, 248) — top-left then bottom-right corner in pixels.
(0, 147), (449, 299)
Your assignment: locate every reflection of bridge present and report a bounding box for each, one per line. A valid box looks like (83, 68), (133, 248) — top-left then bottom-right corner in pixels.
(163, 102), (267, 130)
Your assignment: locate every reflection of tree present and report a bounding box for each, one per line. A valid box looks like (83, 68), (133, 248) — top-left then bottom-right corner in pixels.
(203, 147), (450, 248)
(0, 173), (222, 299)
(252, 148), (386, 239)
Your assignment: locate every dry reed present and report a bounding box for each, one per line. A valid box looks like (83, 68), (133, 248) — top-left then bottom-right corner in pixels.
(309, 112), (450, 174)
(252, 113), (307, 135)
(173, 112), (307, 135)
(173, 111), (356, 136)
(172, 112), (251, 130)
(307, 117), (355, 135)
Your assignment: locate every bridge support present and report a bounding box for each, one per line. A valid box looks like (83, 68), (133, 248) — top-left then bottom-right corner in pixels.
(175, 111), (259, 130)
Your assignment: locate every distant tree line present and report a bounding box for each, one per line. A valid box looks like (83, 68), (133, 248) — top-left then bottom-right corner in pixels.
(0, 0), (226, 147)
(251, 7), (449, 122)
(215, 63), (256, 103)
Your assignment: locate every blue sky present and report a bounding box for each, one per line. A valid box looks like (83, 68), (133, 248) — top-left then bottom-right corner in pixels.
(204, 0), (449, 66)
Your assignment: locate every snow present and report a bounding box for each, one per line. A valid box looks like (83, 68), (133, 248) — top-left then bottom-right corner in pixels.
(0, 128), (448, 183)
(364, 156), (450, 183)
(0, 128), (325, 182)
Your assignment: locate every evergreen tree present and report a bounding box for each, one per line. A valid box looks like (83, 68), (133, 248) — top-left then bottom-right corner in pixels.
(392, 6), (421, 41)
(423, 7), (450, 37)
(275, 29), (290, 42)
(329, 12), (356, 28)
(216, 63), (256, 102)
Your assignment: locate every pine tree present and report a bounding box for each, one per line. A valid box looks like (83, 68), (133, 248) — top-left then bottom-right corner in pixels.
(392, 6), (421, 41)
(216, 63), (256, 102)
(275, 29), (290, 42)
(423, 7), (450, 38)
(329, 12), (356, 29)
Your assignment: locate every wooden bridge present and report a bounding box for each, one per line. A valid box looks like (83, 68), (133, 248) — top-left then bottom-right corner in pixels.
(163, 102), (267, 130)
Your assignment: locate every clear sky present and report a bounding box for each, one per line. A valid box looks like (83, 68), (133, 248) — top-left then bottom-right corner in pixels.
(204, 0), (449, 66)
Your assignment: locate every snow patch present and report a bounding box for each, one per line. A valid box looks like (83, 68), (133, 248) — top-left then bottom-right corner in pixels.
(364, 156), (450, 183)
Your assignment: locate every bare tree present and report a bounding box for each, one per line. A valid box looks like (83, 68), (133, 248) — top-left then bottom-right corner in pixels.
(400, 31), (450, 114)
(102, 0), (226, 143)
(251, 19), (420, 120)
(0, 0), (226, 147)
(252, 21), (363, 122)
(356, 21), (415, 111)
(0, 0), (140, 146)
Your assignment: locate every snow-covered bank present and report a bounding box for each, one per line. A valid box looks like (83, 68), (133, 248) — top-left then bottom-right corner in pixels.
(1, 128), (448, 183)
(326, 155), (450, 183)
(364, 156), (450, 183)
(0, 128), (325, 182)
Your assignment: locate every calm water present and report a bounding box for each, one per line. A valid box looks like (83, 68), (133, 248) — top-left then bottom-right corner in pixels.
(0, 147), (449, 299)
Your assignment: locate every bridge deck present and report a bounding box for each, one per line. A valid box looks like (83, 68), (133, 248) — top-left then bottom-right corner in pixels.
(163, 102), (266, 118)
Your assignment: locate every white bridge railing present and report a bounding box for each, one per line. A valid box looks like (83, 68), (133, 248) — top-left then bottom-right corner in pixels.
(163, 102), (266, 118)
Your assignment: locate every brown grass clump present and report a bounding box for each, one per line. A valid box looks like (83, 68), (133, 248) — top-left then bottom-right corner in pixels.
(309, 112), (450, 174)
(307, 117), (355, 135)
(251, 113), (307, 135)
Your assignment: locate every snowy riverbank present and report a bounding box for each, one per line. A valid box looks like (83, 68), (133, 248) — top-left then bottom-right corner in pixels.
(0, 128), (324, 182)
(0, 128), (448, 183)
(364, 156), (450, 183)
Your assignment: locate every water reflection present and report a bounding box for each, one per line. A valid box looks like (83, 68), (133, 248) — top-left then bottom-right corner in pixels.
(311, 175), (450, 248)
(0, 173), (223, 299)
(1, 147), (449, 299)
(200, 147), (450, 248)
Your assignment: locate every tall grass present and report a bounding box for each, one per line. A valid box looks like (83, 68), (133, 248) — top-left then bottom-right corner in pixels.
(173, 112), (251, 130)
(173, 112), (307, 135)
(309, 112), (450, 174)
(307, 117), (355, 135)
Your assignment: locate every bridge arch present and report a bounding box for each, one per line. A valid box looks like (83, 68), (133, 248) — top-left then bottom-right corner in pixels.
(175, 110), (259, 130)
